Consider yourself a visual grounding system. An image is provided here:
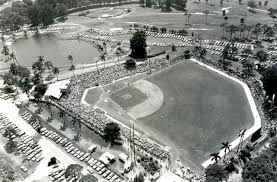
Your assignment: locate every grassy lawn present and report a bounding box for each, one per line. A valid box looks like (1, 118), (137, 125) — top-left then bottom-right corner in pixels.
(67, 0), (277, 41)
(110, 60), (254, 170)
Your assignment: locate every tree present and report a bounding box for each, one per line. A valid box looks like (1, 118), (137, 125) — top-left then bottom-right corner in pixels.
(52, 67), (59, 81)
(32, 57), (45, 74)
(9, 52), (17, 64)
(203, 10), (210, 24)
(255, 50), (268, 62)
(145, 0), (151, 7)
(103, 122), (121, 145)
(165, 0), (171, 12)
(205, 176), (221, 182)
(3, 126), (18, 141)
(27, 3), (41, 26)
(184, 50), (191, 59)
(242, 153), (277, 182)
(80, 174), (98, 182)
(268, 8), (277, 22)
(32, 73), (42, 85)
(248, 0), (257, 11)
(65, 164), (83, 181)
(100, 53), (106, 69)
(55, 3), (67, 18)
(2, 45), (9, 55)
(134, 173), (144, 182)
(220, 0), (223, 7)
(33, 83), (47, 101)
(68, 55), (75, 77)
(210, 152), (221, 163)
(226, 25), (238, 40)
(44, 61), (53, 74)
(205, 163), (228, 182)
(130, 30), (147, 59)
(261, 65), (277, 100)
(3, 72), (16, 86)
(221, 141), (231, 161)
(21, 77), (32, 98)
(1, 7), (25, 31)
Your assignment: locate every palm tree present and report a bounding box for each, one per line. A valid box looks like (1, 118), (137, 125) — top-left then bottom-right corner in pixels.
(59, 110), (67, 131)
(44, 61), (53, 74)
(69, 65), (76, 77)
(23, 30), (28, 39)
(21, 78), (32, 98)
(9, 52), (17, 64)
(38, 56), (44, 63)
(236, 129), (246, 155)
(210, 152), (221, 163)
(52, 67), (59, 81)
(100, 53), (106, 69)
(226, 24), (238, 40)
(67, 54), (73, 65)
(2, 45), (9, 55)
(238, 24), (246, 39)
(1, 35), (5, 42)
(224, 16), (229, 24)
(221, 141), (231, 161)
(115, 50), (120, 65)
(67, 55), (75, 77)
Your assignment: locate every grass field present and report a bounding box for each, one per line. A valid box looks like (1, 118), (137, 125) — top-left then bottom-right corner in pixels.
(67, 0), (277, 40)
(110, 60), (254, 170)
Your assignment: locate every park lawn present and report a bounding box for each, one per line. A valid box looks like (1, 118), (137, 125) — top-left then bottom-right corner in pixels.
(67, 1), (276, 41)
(135, 60), (255, 170)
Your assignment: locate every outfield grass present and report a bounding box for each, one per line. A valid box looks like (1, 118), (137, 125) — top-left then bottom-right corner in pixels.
(141, 61), (254, 169)
(109, 60), (254, 170)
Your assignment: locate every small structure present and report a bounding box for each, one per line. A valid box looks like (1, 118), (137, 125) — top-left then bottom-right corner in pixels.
(44, 79), (70, 99)
(118, 153), (128, 163)
(123, 160), (133, 173)
(88, 145), (97, 153)
(99, 152), (115, 165)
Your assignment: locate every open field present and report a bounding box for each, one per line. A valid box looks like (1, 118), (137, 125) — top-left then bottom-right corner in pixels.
(110, 60), (254, 170)
(67, 0), (277, 40)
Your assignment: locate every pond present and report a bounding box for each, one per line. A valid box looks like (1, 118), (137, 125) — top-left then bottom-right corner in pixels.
(12, 33), (99, 68)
